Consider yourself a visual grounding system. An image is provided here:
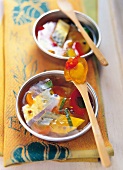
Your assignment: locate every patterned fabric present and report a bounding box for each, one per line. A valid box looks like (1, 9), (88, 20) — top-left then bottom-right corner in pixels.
(1, 0), (114, 167)
(11, 142), (69, 163)
(12, 1), (49, 25)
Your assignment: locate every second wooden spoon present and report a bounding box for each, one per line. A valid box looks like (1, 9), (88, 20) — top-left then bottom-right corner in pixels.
(57, 0), (108, 66)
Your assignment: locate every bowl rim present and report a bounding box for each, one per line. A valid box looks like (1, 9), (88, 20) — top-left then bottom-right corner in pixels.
(32, 9), (102, 60)
(16, 70), (98, 142)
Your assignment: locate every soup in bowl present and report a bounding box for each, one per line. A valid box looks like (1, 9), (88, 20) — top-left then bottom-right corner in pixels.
(16, 70), (98, 142)
(33, 10), (101, 60)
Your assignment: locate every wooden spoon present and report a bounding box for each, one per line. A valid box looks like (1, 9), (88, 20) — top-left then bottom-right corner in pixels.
(57, 0), (108, 66)
(73, 81), (111, 167)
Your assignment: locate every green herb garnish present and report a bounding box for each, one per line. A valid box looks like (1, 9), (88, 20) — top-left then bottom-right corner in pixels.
(41, 79), (53, 90)
(45, 79), (53, 88)
(64, 108), (73, 127)
(59, 97), (67, 110)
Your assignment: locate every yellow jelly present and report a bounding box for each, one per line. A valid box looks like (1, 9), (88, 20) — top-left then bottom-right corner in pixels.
(64, 57), (88, 84)
(67, 48), (76, 57)
(50, 115), (84, 135)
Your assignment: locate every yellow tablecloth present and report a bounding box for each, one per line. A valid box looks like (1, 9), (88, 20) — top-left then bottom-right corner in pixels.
(0, 0), (114, 167)
(0, 17), (4, 157)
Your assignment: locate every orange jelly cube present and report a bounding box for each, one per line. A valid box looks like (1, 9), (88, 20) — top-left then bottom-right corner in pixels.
(64, 57), (88, 84)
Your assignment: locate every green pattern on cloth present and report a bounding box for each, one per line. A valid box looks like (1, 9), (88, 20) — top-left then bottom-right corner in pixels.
(11, 142), (69, 163)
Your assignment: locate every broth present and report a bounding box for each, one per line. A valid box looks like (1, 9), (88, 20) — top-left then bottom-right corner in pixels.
(37, 19), (93, 58)
(21, 78), (94, 138)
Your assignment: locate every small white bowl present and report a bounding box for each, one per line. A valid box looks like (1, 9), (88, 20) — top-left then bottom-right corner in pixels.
(16, 70), (98, 142)
(33, 9), (101, 60)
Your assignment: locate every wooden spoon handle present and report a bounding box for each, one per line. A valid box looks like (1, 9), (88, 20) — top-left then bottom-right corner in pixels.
(73, 82), (111, 167)
(72, 16), (108, 66)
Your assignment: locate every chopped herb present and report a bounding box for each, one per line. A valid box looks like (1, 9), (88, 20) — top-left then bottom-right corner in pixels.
(41, 79), (53, 90)
(83, 26), (93, 40)
(45, 79), (53, 87)
(59, 97), (67, 110)
(64, 108), (73, 127)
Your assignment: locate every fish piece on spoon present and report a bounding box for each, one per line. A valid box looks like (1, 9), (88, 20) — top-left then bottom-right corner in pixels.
(57, 0), (108, 66)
